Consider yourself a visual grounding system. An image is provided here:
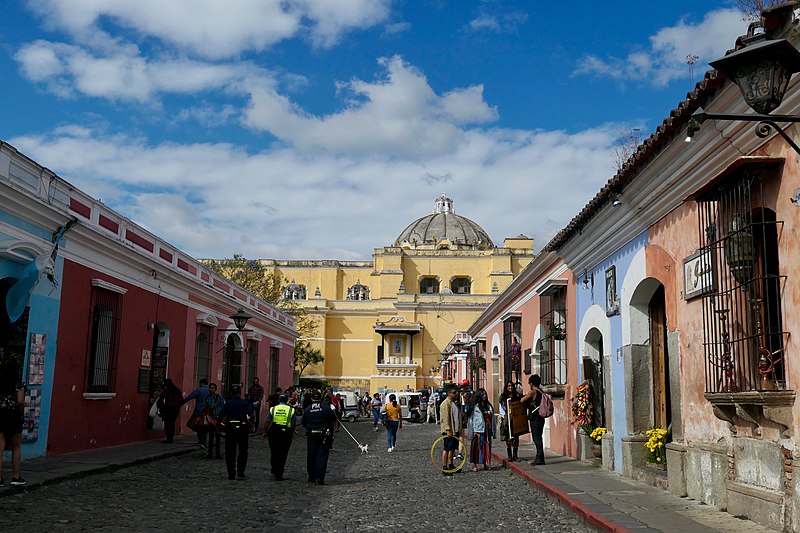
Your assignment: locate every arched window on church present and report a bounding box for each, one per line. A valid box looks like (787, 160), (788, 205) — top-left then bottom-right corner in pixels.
(451, 277), (471, 294)
(420, 277), (439, 294)
(282, 280), (307, 300)
(346, 280), (370, 300)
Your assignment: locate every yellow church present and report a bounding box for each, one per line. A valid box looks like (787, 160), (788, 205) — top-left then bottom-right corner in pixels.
(263, 193), (534, 392)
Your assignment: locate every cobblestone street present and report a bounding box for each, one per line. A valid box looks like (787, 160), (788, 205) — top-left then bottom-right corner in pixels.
(0, 421), (594, 532)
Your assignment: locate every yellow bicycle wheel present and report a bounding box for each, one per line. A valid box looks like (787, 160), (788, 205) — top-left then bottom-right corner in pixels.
(430, 435), (467, 473)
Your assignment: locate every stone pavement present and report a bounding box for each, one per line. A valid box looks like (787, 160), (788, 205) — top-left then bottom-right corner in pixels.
(493, 439), (780, 533)
(0, 422), (780, 532)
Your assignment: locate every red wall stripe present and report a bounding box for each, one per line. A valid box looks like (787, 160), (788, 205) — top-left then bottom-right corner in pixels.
(98, 214), (119, 233)
(69, 198), (91, 219)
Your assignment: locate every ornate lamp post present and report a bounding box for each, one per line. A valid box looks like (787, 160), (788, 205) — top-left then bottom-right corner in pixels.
(686, 31), (800, 155)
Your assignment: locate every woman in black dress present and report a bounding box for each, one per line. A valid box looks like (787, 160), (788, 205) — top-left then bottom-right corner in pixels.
(0, 360), (26, 485)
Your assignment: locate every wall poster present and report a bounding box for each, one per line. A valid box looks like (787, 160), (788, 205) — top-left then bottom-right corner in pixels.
(27, 333), (46, 385)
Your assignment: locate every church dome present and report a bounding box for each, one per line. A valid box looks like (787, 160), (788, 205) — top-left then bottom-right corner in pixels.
(394, 194), (494, 250)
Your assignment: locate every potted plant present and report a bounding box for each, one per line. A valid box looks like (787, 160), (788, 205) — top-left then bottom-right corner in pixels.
(550, 321), (566, 341)
(589, 426), (606, 458)
(645, 427), (669, 468)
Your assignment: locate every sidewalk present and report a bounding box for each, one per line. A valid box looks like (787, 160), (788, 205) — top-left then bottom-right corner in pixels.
(492, 441), (779, 533)
(0, 435), (198, 497)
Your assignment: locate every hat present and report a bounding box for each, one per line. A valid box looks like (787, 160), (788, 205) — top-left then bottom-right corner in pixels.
(279, 393), (289, 402)
(232, 385), (242, 395)
(310, 390), (322, 401)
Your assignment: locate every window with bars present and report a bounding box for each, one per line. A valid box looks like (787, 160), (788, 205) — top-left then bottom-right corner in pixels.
(86, 288), (123, 393)
(247, 340), (259, 385)
(697, 171), (787, 394)
(193, 325), (212, 387)
(538, 286), (568, 386)
(451, 277), (471, 294)
(268, 346), (280, 394)
(420, 277), (439, 294)
(502, 316), (521, 382)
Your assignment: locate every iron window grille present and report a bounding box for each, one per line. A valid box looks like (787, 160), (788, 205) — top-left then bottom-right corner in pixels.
(85, 287), (123, 393)
(193, 325), (212, 386)
(697, 172), (787, 393)
(451, 277), (471, 294)
(268, 346), (280, 395)
(247, 340), (259, 386)
(420, 277), (439, 294)
(503, 316), (521, 383)
(538, 287), (568, 386)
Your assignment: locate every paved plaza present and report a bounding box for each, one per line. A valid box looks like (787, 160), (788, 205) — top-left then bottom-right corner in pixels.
(0, 422), (594, 532)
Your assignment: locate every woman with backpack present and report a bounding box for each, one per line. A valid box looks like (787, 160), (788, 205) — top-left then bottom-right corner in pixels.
(465, 388), (495, 471)
(520, 374), (547, 465)
(383, 393), (402, 452)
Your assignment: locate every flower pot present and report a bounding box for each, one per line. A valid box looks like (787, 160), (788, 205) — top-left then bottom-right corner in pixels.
(590, 444), (602, 458)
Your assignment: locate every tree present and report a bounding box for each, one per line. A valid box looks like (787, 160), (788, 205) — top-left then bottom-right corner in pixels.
(294, 340), (324, 378)
(610, 128), (644, 172)
(736, 0), (787, 22)
(206, 254), (319, 339)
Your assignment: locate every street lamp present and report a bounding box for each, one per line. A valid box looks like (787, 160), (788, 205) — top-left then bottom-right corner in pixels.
(686, 32), (800, 155)
(229, 308), (252, 332)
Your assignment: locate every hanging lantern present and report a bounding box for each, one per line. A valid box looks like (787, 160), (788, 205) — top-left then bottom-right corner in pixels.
(710, 35), (800, 115)
(724, 213), (754, 287)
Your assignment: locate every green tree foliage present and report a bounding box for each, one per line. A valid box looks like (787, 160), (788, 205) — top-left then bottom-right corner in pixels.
(294, 340), (324, 378)
(206, 254), (319, 339)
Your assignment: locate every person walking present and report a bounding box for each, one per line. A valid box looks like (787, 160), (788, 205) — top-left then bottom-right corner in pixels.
(203, 383), (226, 459)
(384, 393), (402, 452)
(0, 360), (25, 486)
(264, 392), (296, 481)
(465, 388), (494, 471)
(520, 374), (546, 465)
(246, 377), (264, 433)
(302, 389), (336, 485)
(157, 378), (183, 444)
(438, 385), (461, 476)
(219, 386), (253, 480)
(182, 378), (210, 449)
(499, 380), (521, 461)
(370, 393), (382, 431)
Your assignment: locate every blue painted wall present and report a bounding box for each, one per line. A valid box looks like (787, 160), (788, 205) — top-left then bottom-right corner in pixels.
(574, 230), (647, 473)
(0, 215), (65, 459)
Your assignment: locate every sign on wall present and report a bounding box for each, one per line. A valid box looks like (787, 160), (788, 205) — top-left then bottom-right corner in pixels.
(683, 249), (715, 300)
(605, 266), (619, 316)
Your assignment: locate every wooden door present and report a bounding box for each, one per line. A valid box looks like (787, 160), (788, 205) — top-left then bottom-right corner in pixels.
(649, 285), (670, 429)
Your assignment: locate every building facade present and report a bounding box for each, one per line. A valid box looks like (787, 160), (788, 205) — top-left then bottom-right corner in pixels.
(260, 194), (535, 393)
(1, 141), (297, 457)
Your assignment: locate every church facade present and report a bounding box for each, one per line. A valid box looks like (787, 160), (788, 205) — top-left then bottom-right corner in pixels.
(262, 194), (534, 392)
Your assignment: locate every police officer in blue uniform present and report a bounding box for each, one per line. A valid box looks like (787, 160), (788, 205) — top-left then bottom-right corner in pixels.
(264, 393), (296, 481)
(302, 389), (337, 485)
(219, 386), (254, 480)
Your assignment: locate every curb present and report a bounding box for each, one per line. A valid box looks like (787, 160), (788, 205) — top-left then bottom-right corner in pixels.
(491, 451), (634, 533)
(0, 445), (197, 499)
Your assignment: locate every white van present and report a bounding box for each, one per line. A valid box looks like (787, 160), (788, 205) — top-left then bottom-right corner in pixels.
(336, 391), (360, 422)
(388, 392), (423, 421)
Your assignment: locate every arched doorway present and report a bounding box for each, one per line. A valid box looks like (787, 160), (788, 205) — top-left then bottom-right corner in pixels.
(222, 333), (243, 397)
(583, 327), (608, 430)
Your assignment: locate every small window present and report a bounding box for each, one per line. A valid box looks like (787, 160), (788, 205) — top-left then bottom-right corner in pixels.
(347, 280), (370, 300)
(420, 277), (439, 294)
(268, 346), (280, 394)
(538, 286), (568, 386)
(451, 277), (471, 294)
(194, 325), (212, 386)
(247, 340), (259, 385)
(86, 288), (123, 393)
(503, 316), (521, 383)
(282, 280), (307, 300)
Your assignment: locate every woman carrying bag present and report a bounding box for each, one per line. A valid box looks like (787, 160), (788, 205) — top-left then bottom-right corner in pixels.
(498, 380), (521, 461)
(465, 388), (495, 471)
(384, 394), (402, 452)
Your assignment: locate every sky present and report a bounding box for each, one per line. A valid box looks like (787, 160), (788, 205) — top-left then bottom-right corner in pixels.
(0, 0), (751, 260)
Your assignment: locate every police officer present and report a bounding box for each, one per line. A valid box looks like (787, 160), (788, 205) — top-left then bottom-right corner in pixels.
(264, 392), (296, 481)
(302, 389), (337, 485)
(219, 386), (254, 480)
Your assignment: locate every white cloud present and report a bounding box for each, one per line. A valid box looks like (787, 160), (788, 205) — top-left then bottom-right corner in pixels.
(9, 116), (618, 260)
(384, 21), (411, 35)
(15, 39), (272, 102)
(25, 0), (391, 58)
(573, 8), (745, 86)
(242, 56), (498, 158)
(469, 11), (527, 33)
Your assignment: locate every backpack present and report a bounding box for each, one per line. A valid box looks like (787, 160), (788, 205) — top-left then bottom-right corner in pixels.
(534, 389), (554, 418)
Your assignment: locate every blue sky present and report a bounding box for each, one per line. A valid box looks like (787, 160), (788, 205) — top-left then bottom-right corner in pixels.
(0, 0), (748, 260)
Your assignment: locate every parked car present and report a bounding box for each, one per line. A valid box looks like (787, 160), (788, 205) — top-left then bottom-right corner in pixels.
(336, 391), (361, 423)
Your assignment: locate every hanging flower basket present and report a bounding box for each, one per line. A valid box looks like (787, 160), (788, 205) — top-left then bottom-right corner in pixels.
(550, 322), (566, 341)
